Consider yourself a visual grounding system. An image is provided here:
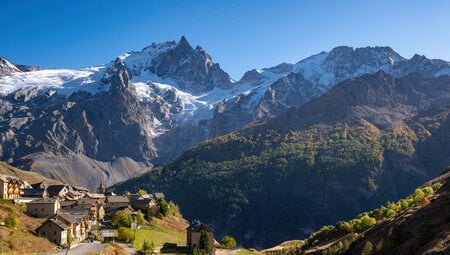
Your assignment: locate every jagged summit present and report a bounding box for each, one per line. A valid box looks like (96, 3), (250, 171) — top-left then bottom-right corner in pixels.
(118, 36), (233, 93)
(1, 41), (450, 189)
(177, 35), (192, 49)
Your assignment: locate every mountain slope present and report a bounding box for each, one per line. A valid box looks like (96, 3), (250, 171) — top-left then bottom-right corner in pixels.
(1, 40), (450, 189)
(344, 169), (450, 255)
(297, 167), (450, 255)
(111, 71), (450, 248)
(0, 161), (62, 185)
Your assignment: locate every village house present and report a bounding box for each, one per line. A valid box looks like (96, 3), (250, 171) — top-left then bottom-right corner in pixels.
(46, 185), (69, 198)
(130, 194), (157, 213)
(65, 188), (84, 200)
(26, 198), (60, 218)
(105, 195), (129, 209)
(0, 174), (24, 199)
(36, 217), (69, 246)
(186, 220), (215, 254)
(56, 210), (91, 242)
(36, 209), (92, 245)
(75, 198), (99, 220)
(84, 192), (106, 203)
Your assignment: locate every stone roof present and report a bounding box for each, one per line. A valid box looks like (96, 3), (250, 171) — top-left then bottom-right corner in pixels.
(56, 211), (78, 224)
(85, 193), (106, 199)
(77, 198), (97, 205)
(46, 185), (67, 196)
(28, 197), (58, 204)
(106, 196), (129, 203)
(60, 200), (78, 207)
(37, 218), (69, 231)
(59, 209), (90, 221)
(131, 198), (153, 206)
(186, 220), (215, 233)
(22, 188), (47, 197)
(49, 218), (70, 230)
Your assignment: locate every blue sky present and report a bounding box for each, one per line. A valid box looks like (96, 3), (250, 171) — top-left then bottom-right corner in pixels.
(1, 0), (450, 79)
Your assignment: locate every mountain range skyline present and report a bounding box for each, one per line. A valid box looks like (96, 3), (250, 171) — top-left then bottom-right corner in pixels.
(2, 0), (450, 79)
(2, 36), (449, 82)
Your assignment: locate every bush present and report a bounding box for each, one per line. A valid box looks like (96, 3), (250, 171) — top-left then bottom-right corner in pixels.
(138, 189), (148, 195)
(136, 210), (146, 226)
(142, 239), (154, 252)
(117, 227), (135, 242)
(362, 241), (374, 255)
(422, 186), (434, 196)
(67, 231), (73, 244)
(413, 189), (425, 204)
(112, 210), (133, 228)
(221, 235), (237, 249)
(432, 182), (443, 191)
(157, 198), (169, 217)
(4, 213), (19, 228)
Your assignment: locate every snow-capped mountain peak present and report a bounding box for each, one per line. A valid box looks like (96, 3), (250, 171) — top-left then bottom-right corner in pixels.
(1, 42), (450, 189)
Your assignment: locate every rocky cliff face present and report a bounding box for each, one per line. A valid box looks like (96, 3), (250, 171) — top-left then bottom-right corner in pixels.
(1, 39), (450, 189)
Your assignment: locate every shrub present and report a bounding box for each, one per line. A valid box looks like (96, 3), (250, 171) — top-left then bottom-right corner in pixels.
(199, 232), (212, 254)
(112, 210), (133, 228)
(336, 221), (353, 234)
(142, 239), (154, 252)
(117, 227), (135, 242)
(221, 235), (237, 249)
(67, 231), (73, 244)
(432, 182), (443, 191)
(136, 210), (146, 226)
(422, 186), (434, 196)
(413, 189), (425, 204)
(4, 213), (19, 228)
(362, 241), (374, 255)
(157, 198), (169, 217)
(138, 189), (148, 195)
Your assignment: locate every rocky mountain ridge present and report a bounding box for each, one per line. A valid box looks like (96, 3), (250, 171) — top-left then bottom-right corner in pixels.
(1, 37), (450, 189)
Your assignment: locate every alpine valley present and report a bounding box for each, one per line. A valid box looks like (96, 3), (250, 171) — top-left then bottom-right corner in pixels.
(2, 37), (450, 248)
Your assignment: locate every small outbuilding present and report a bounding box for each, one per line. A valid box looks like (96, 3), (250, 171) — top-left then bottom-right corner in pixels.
(186, 220), (215, 254)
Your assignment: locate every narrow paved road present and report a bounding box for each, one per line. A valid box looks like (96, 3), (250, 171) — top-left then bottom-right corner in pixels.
(45, 242), (105, 255)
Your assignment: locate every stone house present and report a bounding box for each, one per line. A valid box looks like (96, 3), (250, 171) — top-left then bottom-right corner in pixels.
(187, 220), (215, 254)
(75, 198), (99, 220)
(26, 198), (60, 218)
(105, 195), (129, 209)
(130, 194), (157, 213)
(0, 174), (24, 199)
(36, 217), (69, 246)
(46, 185), (69, 198)
(56, 210), (91, 242)
(84, 192), (106, 204)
